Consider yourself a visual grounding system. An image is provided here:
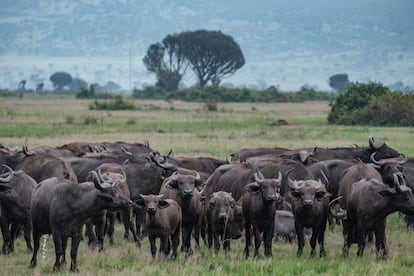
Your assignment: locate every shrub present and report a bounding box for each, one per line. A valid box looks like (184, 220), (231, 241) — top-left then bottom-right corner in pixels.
(89, 96), (135, 110)
(328, 81), (414, 126)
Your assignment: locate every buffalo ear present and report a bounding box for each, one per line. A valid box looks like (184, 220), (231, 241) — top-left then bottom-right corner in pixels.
(291, 190), (301, 198)
(167, 180), (178, 189)
(379, 189), (395, 200)
(246, 183), (261, 195)
(158, 200), (170, 209)
(135, 198), (145, 209)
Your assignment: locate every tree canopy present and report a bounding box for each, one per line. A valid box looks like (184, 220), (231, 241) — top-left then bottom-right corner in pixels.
(180, 30), (245, 88)
(328, 73), (350, 93)
(143, 30), (245, 89)
(143, 34), (188, 91)
(50, 71), (73, 91)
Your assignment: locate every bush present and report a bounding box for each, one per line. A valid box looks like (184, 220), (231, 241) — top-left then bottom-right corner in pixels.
(89, 95), (135, 110)
(132, 85), (335, 103)
(328, 81), (414, 126)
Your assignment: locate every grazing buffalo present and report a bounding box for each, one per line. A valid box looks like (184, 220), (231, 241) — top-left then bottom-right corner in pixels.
(29, 171), (133, 272)
(159, 171), (204, 255)
(273, 210), (296, 243)
(206, 191), (243, 255)
(288, 179), (331, 257)
(136, 194), (181, 259)
(242, 170), (282, 258)
(330, 173), (414, 258)
(0, 165), (37, 254)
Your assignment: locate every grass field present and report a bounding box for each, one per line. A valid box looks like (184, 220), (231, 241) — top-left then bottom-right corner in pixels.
(0, 96), (414, 275)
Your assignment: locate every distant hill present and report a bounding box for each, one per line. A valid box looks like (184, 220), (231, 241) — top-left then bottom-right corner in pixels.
(0, 0), (413, 91)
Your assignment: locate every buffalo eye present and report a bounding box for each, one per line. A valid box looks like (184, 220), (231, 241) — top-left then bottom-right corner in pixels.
(209, 202), (216, 209)
(315, 191), (325, 199)
(292, 190), (301, 198)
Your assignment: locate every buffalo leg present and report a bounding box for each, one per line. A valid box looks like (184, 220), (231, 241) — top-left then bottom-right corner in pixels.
(318, 222), (327, 257)
(60, 236), (69, 267)
(295, 222), (305, 257)
(374, 223), (387, 259)
(253, 226), (262, 258)
(171, 227), (180, 259)
(263, 228), (273, 257)
(52, 231), (63, 272)
(70, 232), (82, 273)
(0, 215), (12, 254)
(29, 230), (41, 268)
(23, 221), (33, 252)
(243, 223), (252, 259)
(149, 235), (157, 259)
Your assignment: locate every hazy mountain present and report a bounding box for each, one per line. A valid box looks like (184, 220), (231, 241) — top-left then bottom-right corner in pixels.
(0, 0), (413, 91)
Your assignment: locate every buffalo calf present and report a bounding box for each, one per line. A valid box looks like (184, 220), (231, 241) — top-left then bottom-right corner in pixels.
(137, 194), (181, 259)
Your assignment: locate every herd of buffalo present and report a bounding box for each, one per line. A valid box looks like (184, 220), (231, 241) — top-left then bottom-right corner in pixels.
(1, 135), (414, 272)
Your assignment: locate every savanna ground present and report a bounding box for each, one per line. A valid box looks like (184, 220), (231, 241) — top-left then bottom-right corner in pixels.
(0, 96), (414, 275)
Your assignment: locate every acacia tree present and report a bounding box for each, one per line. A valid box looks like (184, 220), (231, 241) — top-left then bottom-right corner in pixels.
(329, 73), (350, 93)
(180, 30), (245, 88)
(143, 34), (188, 90)
(50, 71), (72, 91)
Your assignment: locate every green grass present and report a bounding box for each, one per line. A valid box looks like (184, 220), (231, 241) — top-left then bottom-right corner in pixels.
(1, 96), (414, 275)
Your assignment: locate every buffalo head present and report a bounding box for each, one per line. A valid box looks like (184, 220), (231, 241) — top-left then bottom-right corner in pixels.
(245, 170), (282, 203)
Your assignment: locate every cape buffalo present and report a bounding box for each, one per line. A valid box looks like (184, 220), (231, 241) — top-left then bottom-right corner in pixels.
(242, 170), (282, 258)
(0, 165), (37, 254)
(330, 173), (414, 258)
(288, 179), (331, 257)
(206, 191), (243, 255)
(136, 194), (181, 259)
(29, 171), (133, 272)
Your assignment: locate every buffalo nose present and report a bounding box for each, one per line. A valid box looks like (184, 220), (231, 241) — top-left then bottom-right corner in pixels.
(218, 213), (227, 220)
(184, 190), (193, 198)
(266, 195), (277, 202)
(304, 200), (313, 207)
(148, 207), (156, 214)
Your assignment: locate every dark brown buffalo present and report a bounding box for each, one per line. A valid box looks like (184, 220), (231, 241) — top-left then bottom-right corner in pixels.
(273, 210), (296, 243)
(330, 173), (414, 258)
(95, 154), (177, 239)
(204, 159), (311, 204)
(84, 169), (136, 250)
(288, 179), (331, 257)
(0, 165), (37, 254)
(159, 171), (204, 255)
(58, 141), (153, 157)
(17, 154), (78, 183)
(136, 194), (181, 259)
(308, 159), (358, 198)
(309, 135), (400, 163)
(230, 147), (290, 162)
(206, 191), (243, 255)
(172, 156), (228, 175)
(370, 152), (407, 187)
(242, 171), (282, 258)
(0, 145), (26, 169)
(29, 171), (133, 272)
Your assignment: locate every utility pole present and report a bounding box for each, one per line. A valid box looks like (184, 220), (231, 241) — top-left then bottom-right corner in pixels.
(129, 47), (132, 92)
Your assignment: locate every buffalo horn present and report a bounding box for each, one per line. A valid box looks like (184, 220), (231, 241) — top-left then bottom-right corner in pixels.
(0, 165), (14, 182)
(98, 169), (114, 189)
(328, 196), (347, 219)
(287, 178), (299, 190)
(254, 170), (265, 184)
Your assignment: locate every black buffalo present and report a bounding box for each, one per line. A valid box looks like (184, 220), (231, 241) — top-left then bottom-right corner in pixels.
(29, 171), (133, 272)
